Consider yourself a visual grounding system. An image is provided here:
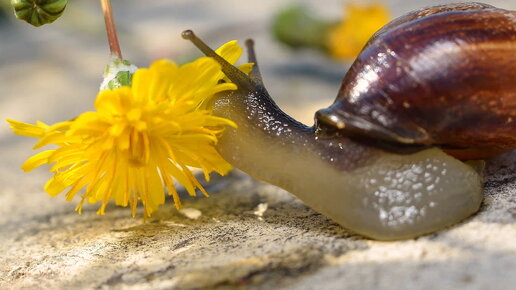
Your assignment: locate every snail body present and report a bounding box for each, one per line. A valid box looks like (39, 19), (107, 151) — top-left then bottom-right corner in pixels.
(212, 84), (482, 240)
(182, 3), (515, 240)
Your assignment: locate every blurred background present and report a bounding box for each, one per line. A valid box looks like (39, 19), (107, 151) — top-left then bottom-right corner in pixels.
(0, 0), (514, 221)
(1, 0), (514, 122)
(1, 1), (515, 288)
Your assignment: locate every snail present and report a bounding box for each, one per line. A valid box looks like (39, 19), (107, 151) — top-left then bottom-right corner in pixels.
(181, 2), (516, 240)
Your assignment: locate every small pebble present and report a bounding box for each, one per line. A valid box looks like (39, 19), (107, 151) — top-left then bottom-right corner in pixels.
(179, 208), (202, 220)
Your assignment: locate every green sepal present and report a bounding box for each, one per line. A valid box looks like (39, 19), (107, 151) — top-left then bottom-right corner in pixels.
(107, 71), (132, 90)
(100, 58), (138, 91)
(11, 0), (68, 27)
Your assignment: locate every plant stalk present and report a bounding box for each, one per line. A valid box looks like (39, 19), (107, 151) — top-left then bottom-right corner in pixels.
(100, 0), (122, 59)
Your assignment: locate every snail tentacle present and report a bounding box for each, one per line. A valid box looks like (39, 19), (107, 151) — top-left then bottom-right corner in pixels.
(182, 30), (252, 88)
(244, 39), (264, 83)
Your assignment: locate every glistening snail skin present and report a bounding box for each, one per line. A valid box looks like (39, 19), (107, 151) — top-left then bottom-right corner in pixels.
(182, 30), (482, 240)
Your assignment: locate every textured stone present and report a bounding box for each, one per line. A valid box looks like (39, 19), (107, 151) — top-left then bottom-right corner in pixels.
(0, 1), (515, 289)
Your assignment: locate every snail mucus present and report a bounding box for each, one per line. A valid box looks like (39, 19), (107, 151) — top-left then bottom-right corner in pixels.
(182, 2), (516, 240)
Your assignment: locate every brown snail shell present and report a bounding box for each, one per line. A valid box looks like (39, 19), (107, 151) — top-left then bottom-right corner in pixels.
(315, 3), (516, 159)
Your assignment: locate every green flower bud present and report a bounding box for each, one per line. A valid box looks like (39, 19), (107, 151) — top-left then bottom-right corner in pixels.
(11, 0), (68, 27)
(272, 5), (333, 52)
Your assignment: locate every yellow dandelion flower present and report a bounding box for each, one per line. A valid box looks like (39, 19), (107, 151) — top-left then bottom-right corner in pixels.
(327, 2), (391, 59)
(8, 41), (249, 217)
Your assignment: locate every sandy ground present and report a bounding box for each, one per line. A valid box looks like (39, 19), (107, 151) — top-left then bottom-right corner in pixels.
(0, 0), (515, 289)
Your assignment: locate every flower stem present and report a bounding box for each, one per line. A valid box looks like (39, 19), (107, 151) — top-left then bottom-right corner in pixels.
(100, 0), (123, 59)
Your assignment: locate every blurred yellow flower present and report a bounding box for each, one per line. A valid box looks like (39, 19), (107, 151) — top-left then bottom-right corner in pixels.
(328, 2), (391, 59)
(8, 41), (249, 217)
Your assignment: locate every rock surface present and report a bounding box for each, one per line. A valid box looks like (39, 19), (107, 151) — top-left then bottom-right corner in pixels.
(0, 1), (515, 289)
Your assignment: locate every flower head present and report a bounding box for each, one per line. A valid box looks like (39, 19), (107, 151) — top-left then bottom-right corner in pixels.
(8, 41), (249, 217)
(328, 2), (391, 59)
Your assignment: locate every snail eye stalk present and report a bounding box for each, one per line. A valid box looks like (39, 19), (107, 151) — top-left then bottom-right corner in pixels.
(182, 30), (252, 88)
(244, 39), (264, 83)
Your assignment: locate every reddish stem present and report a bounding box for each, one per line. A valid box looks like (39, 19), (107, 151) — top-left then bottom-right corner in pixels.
(100, 0), (123, 59)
